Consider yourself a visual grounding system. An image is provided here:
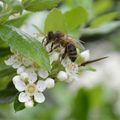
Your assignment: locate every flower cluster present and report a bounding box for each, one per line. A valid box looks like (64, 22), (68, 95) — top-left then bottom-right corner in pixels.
(5, 40), (90, 108)
(5, 52), (55, 108)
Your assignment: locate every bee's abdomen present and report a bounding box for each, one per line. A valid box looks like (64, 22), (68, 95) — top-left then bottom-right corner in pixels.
(67, 44), (77, 62)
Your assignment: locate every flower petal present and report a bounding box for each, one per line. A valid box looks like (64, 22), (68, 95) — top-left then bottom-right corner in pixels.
(38, 69), (49, 79)
(17, 66), (26, 74)
(26, 68), (37, 83)
(45, 78), (55, 88)
(12, 61), (22, 69)
(25, 100), (34, 108)
(12, 75), (26, 91)
(22, 58), (32, 67)
(37, 80), (46, 92)
(4, 56), (16, 65)
(80, 50), (90, 62)
(18, 92), (30, 103)
(34, 92), (45, 103)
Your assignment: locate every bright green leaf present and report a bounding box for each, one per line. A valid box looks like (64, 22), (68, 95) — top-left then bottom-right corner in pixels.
(22, 0), (61, 12)
(93, 0), (114, 15)
(44, 8), (67, 33)
(64, 6), (88, 31)
(91, 12), (119, 28)
(0, 25), (51, 71)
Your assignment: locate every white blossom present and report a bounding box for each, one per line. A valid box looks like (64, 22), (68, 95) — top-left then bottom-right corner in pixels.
(13, 73), (46, 106)
(45, 78), (55, 88)
(80, 50), (90, 62)
(57, 71), (68, 81)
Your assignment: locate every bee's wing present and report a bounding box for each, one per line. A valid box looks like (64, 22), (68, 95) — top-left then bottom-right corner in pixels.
(74, 40), (85, 51)
(80, 56), (108, 66)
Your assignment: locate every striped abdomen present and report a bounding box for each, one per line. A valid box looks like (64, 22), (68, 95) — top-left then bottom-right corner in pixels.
(67, 44), (77, 62)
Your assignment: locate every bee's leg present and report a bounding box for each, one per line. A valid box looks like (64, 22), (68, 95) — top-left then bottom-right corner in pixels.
(61, 47), (67, 61)
(49, 44), (60, 53)
(42, 37), (46, 45)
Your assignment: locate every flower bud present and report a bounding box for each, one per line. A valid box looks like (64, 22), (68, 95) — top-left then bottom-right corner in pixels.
(57, 71), (68, 81)
(45, 78), (55, 88)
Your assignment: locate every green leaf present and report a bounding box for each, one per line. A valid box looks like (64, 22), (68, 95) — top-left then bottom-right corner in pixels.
(0, 67), (15, 78)
(4, 0), (23, 13)
(14, 94), (25, 112)
(0, 25), (51, 71)
(50, 60), (65, 77)
(71, 88), (90, 120)
(64, 6), (88, 31)
(6, 13), (31, 28)
(0, 82), (18, 104)
(44, 8), (67, 33)
(22, 0), (61, 12)
(91, 12), (119, 28)
(93, 0), (114, 15)
(0, 47), (11, 57)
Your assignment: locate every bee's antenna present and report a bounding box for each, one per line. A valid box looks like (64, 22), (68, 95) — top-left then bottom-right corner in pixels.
(79, 56), (108, 67)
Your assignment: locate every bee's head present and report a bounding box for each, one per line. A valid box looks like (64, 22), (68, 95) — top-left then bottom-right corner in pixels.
(47, 31), (54, 41)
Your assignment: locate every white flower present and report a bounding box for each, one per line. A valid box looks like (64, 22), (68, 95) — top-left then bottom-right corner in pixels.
(80, 50), (90, 62)
(45, 78), (55, 88)
(57, 71), (68, 81)
(38, 69), (49, 79)
(12, 73), (46, 106)
(25, 100), (34, 108)
(59, 58), (79, 82)
(5, 55), (22, 69)
(49, 51), (59, 64)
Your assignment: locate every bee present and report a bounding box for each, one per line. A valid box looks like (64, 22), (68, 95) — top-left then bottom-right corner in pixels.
(43, 31), (85, 62)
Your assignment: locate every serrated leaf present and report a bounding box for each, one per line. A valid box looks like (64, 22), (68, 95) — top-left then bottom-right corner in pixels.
(44, 8), (67, 33)
(14, 94), (25, 112)
(22, 0), (61, 12)
(0, 25), (51, 71)
(91, 12), (119, 28)
(64, 6), (88, 31)
(0, 82), (18, 104)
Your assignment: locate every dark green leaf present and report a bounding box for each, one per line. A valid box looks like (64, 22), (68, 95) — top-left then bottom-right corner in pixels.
(0, 25), (51, 71)
(44, 8), (67, 33)
(0, 47), (11, 57)
(71, 88), (89, 120)
(0, 82), (18, 104)
(14, 94), (25, 112)
(64, 6), (88, 31)
(0, 67), (15, 78)
(22, 0), (61, 12)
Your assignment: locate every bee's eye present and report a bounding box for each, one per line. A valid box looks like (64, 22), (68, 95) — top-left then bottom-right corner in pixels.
(48, 31), (54, 40)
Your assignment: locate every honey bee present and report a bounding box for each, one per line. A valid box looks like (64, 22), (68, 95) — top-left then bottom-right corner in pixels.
(43, 31), (85, 62)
